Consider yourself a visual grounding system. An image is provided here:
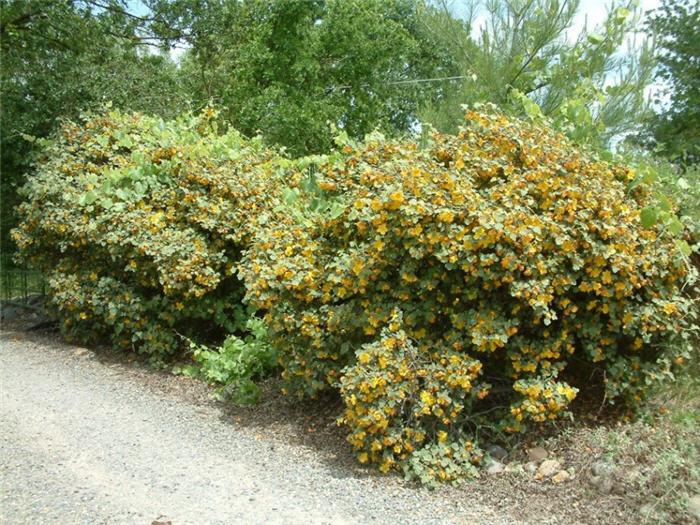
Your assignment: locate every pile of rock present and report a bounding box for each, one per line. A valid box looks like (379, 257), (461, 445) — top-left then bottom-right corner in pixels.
(483, 445), (573, 484)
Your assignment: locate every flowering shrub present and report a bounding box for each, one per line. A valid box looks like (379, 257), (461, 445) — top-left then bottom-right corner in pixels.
(13, 108), (282, 360)
(241, 108), (692, 479)
(339, 310), (482, 483)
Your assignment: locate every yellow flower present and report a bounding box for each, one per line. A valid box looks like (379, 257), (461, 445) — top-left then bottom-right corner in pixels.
(662, 303), (677, 315)
(352, 260), (364, 275)
(437, 211), (455, 223)
(420, 390), (434, 407)
(385, 191), (404, 210)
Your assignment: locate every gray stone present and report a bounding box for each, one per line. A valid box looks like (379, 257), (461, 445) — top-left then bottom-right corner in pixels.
(589, 474), (614, 494)
(537, 459), (561, 478)
(0, 303), (22, 321)
(524, 461), (538, 474)
(485, 459), (505, 475)
(688, 494), (700, 520)
(591, 460), (614, 477)
(553, 470), (571, 483)
(486, 444), (508, 461)
(73, 348), (92, 358)
(526, 447), (548, 463)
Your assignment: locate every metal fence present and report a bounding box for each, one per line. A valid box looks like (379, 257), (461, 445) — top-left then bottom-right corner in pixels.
(1, 254), (45, 302)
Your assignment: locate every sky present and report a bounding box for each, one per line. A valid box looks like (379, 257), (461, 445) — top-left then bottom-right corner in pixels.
(573, 0), (661, 35)
(129, 0), (667, 108)
(467, 0), (662, 40)
(129, 0), (664, 64)
(465, 0), (667, 111)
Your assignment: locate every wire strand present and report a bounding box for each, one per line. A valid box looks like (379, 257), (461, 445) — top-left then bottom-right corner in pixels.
(326, 74), (470, 92)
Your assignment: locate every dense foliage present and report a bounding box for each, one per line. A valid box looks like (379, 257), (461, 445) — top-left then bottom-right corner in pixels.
(150, 0), (447, 155)
(181, 316), (277, 404)
(4, 0), (695, 487)
(644, 0), (699, 164)
(1, 0), (186, 255)
(241, 108), (692, 483)
(13, 109), (280, 361)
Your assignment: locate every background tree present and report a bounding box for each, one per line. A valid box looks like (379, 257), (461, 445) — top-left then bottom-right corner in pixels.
(417, 0), (655, 148)
(644, 0), (699, 165)
(148, 0), (449, 155)
(1, 0), (187, 255)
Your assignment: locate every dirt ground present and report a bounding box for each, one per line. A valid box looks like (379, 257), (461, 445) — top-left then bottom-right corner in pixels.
(3, 314), (697, 525)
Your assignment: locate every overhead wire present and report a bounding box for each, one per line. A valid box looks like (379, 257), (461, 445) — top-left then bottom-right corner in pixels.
(325, 74), (471, 93)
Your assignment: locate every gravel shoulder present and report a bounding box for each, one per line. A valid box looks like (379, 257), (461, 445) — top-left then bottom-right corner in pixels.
(5, 323), (689, 525)
(0, 327), (518, 525)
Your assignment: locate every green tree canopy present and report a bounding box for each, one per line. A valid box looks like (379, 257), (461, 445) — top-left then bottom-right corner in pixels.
(148, 0), (449, 155)
(644, 0), (699, 164)
(1, 0), (186, 253)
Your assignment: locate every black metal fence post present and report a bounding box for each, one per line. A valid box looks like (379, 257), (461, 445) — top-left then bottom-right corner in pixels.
(0, 254), (45, 302)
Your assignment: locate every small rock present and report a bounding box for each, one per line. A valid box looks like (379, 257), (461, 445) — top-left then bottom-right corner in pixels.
(589, 474), (614, 494)
(486, 444), (508, 461)
(524, 461), (538, 474)
(504, 463), (524, 475)
(527, 447), (548, 463)
(688, 494), (700, 520)
(591, 460), (614, 477)
(485, 460), (505, 475)
(537, 459), (561, 478)
(639, 503), (670, 523)
(553, 470), (571, 483)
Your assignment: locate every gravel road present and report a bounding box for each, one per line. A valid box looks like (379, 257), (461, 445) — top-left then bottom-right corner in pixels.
(0, 329), (520, 525)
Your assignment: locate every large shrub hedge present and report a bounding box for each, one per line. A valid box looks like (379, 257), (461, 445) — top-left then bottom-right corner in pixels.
(13, 109), (282, 360)
(13, 105), (693, 484)
(240, 109), (693, 483)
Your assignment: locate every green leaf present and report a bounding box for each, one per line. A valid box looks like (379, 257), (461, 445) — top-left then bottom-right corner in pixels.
(642, 169), (658, 184)
(282, 187), (299, 206)
(667, 216), (682, 235)
(614, 8), (630, 24)
(657, 195), (671, 212)
(587, 33), (604, 45)
(641, 207), (657, 228)
(83, 191), (97, 205)
(674, 239), (691, 256)
(329, 202), (347, 219)
(182, 365), (199, 377)
(96, 135), (109, 148)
